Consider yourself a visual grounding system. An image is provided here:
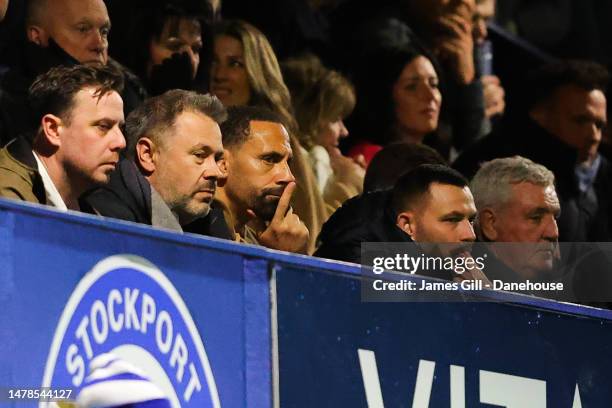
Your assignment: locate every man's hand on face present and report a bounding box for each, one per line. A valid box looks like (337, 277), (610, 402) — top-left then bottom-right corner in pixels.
(248, 182), (310, 254)
(433, 9), (475, 84)
(149, 52), (194, 96)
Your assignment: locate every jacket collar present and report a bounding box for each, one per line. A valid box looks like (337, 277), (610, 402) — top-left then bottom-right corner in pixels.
(7, 136), (37, 168)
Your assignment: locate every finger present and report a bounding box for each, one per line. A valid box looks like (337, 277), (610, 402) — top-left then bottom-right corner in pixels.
(328, 147), (342, 158)
(272, 182), (296, 224)
(354, 154), (367, 169)
(436, 40), (468, 56)
(481, 75), (500, 86)
(484, 90), (505, 108)
(436, 15), (471, 37)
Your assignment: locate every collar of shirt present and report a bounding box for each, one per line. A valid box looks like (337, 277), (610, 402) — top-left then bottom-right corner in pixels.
(32, 151), (68, 211)
(575, 154), (601, 193)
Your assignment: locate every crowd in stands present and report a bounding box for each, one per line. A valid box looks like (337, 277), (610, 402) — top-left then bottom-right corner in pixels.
(1, 0), (612, 308)
(3, 0), (612, 400)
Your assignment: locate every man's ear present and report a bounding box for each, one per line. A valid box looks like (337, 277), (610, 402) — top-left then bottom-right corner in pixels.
(136, 137), (158, 175)
(529, 100), (552, 129)
(27, 25), (49, 47)
(217, 148), (231, 187)
(396, 211), (416, 238)
(479, 208), (498, 241)
(40, 114), (63, 148)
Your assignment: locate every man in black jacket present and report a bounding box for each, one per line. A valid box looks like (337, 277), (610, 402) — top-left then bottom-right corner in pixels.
(454, 60), (611, 242)
(316, 166), (477, 261)
(87, 90), (232, 239)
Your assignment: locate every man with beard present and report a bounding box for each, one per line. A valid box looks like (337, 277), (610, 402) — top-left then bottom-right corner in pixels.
(87, 90), (231, 238)
(317, 164), (490, 283)
(392, 164), (489, 282)
(216, 106), (309, 254)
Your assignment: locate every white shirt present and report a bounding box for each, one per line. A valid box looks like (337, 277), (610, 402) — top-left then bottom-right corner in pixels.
(32, 151), (68, 211)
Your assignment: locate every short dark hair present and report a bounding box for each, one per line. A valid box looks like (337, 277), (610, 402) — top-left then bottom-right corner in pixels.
(220, 105), (285, 149)
(527, 59), (610, 109)
(125, 90), (226, 157)
(27, 64), (124, 141)
(364, 142), (447, 192)
(391, 164), (468, 215)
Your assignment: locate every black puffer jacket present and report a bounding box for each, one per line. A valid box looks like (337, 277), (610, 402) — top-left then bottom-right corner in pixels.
(314, 190), (412, 264)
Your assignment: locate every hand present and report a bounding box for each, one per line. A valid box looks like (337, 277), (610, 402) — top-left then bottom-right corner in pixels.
(329, 148), (365, 190)
(148, 52), (194, 95)
(481, 75), (506, 118)
(249, 182), (310, 254)
(452, 251), (492, 286)
(433, 13), (475, 84)
(353, 154), (367, 170)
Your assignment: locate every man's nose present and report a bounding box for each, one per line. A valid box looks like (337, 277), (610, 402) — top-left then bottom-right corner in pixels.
(276, 161), (295, 185)
(185, 49), (199, 79)
(460, 219), (476, 242)
(111, 128), (126, 151)
(589, 123), (603, 142)
(542, 215), (559, 241)
(90, 30), (107, 52)
(204, 157), (226, 181)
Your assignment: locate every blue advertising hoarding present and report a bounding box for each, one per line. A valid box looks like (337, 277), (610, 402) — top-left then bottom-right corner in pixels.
(276, 265), (612, 407)
(0, 199), (272, 407)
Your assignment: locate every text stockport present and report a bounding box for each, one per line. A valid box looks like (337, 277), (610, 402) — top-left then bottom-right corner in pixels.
(65, 287), (202, 402)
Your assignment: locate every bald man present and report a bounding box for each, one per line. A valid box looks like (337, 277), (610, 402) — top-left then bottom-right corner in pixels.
(0, 0), (144, 145)
(26, 0), (110, 65)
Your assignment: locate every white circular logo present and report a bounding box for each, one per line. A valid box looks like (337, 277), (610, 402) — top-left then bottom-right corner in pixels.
(40, 255), (221, 407)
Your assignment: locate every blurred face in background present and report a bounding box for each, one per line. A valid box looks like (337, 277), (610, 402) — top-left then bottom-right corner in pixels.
(408, 0), (475, 33)
(29, 0), (110, 65)
(473, 0), (495, 44)
(148, 17), (203, 80)
(316, 119), (349, 154)
(0, 0), (8, 21)
(392, 55), (442, 141)
(535, 85), (607, 162)
(210, 35), (251, 107)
